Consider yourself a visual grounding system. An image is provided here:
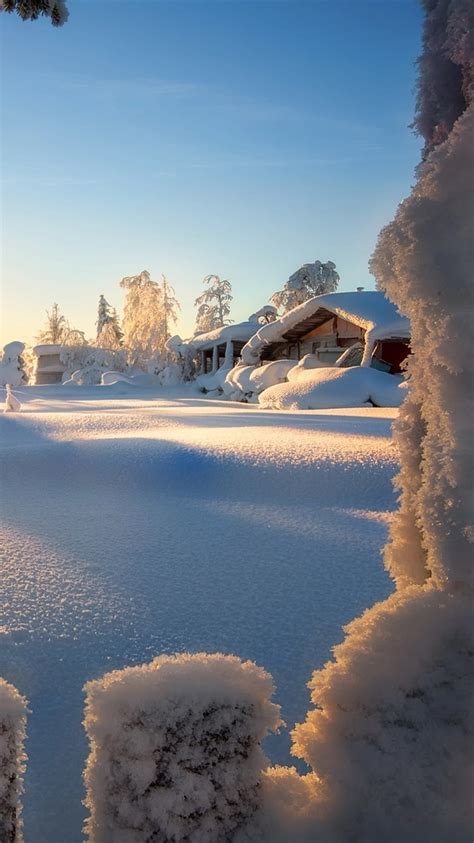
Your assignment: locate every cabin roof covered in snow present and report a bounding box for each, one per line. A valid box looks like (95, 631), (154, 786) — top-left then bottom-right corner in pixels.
(241, 291), (410, 365)
(189, 322), (260, 350)
(33, 344), (63, 357)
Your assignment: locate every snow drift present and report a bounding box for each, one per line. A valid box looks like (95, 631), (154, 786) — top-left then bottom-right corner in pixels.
(259, 366), (404, 410)
(0, 678), (28, 843)
(83, 652), (282, 843)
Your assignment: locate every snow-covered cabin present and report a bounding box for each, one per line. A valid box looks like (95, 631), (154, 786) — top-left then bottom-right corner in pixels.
(192, 322), (267, 376)
(33, 344), (66, 384)
(241, 291), (410, 374)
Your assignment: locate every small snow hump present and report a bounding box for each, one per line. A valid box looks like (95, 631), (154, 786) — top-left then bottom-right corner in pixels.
(4, 384), (22, 413)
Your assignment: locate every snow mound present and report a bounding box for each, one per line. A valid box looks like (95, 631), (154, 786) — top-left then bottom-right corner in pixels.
(195, 366), (232, 393)
(100, 371), (137, 386)
(259, 366), (404, 410)
(0, 678), (28, 843)
(287, 355), (328, 381)
(84, 652), (282, 843)
(223, 365), (256, 399)
(249, 360), (294, 392)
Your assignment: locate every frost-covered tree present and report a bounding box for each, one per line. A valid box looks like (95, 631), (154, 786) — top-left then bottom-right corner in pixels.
(36, 303), (68, 345)
(0, 342), (27, 386)
(0, 0), (68, 25)
(194, 274), (233, 333)
(160, 274), (180, 343)
(271, 260), (339, 314)
(284, 3), (474, 840)
(0, 678), (28, 843)
(120, 270), (167, 363)
(96, 296), (123, 348)
(249, 304), (279, 324)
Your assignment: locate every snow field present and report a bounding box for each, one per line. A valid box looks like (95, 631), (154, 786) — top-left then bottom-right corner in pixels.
(0, 386), (397, 841)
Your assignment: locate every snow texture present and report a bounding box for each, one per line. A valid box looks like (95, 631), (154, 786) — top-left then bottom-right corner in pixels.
(241, 291), (409, 366)
(371, 59), (474, 592)
(83, 653), (281, 843)
(0, 678), (28, 843)
(259, 366), (404, 410)
(0, 386), (396, 841)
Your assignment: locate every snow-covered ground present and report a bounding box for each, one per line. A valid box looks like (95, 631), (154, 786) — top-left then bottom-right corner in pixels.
(0, 384), (398, 842)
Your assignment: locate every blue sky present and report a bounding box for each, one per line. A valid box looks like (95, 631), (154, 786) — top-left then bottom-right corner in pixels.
(1, 0), (422, 345)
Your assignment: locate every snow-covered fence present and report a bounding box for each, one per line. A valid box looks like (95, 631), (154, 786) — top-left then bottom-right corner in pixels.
(83, 652), (282, 843)
(0, 679), (28, 843)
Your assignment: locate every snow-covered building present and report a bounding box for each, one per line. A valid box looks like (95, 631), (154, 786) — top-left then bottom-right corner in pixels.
(241, 290), (410, 375)
(192, 321), (267, 375)
(33, 344), (66, 384)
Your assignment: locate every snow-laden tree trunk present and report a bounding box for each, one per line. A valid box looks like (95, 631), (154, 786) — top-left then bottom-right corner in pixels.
(0, 679), (28, 843)
(371, 103), (474, 592)
(83, 652), (281, 843)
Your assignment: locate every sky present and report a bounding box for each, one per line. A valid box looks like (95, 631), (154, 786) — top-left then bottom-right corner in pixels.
(1, 0), (423, 346)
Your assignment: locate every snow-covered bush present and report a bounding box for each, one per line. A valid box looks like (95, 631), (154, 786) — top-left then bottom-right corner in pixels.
(3, 384), (22, 413)
(0, 678), (28, 843)
(195, 365), (232, 394)
(223, 365), (256, 401)
(289, 588), (474, 842)
(259, 366), (404, 410)
(0, 342), (27, 387)
(83, 652), (281, 843)
(164, 335), (198, 383)
(61, 346), (128, 385)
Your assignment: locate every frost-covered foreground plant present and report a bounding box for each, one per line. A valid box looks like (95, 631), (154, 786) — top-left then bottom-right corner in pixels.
(83, 653), (282, 843)
(0, 679), (28, 843)
(281, 2), (474, 840)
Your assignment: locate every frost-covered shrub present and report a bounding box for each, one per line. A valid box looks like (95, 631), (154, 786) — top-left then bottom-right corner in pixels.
(0, 679), (28, 843)
(291, 588), (474, 842)
(83, 652), (282, 843)
(0, 342), (27, 387)
(370, 102), (474, 591)
(195, 366), (232, 394)
(3, 384), (22, 413)
(62, 346), (128, 385)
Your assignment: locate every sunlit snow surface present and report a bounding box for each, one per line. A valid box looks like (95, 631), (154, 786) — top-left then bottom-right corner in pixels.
(0, 385), (398, 842)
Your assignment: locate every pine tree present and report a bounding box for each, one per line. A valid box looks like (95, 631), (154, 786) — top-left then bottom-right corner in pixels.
(36, 303), (69, 344)
(271, 260), (340, 314)
(160, 275), (180, 343)
(194, 275), (233, 334)
(96, 295), (112, 339)
(0, 0), (68, 25)
(96, 296), (124, 348)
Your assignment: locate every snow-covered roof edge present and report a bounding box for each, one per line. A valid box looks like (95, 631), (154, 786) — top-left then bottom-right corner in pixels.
(187, 321), (260, 350)
(241, 291), (410, 366)
(33, 344), (63, 356)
